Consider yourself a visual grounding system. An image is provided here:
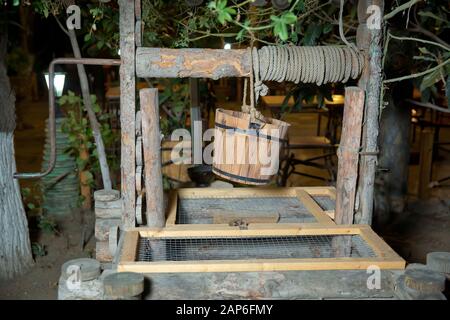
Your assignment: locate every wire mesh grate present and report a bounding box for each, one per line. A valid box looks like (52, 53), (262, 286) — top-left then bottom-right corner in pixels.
(137, 235), (376, 262)
(312, 196), (335, 211)
(177, 197), (317, 224)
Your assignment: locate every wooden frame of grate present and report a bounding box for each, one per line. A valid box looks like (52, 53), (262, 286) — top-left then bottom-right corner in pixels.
(117, 224), (405, 273)
(165, 187), (337, 227)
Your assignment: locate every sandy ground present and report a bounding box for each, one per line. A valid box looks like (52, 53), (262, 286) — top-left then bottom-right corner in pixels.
(0, 97), (449, 299)
(0, 213), (95, 300)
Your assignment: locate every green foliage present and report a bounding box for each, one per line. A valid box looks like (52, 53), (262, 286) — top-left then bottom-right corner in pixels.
(271, 12), (297, 41)
(31, 243), (46, 257)
(6, 47), (32, 76)
(32, 0), (65, 18)
(157, 79), (190, 137)
(58, 91), (119, 189)
(384, 1), (449, 106)
(208, 0), (236, 25)
(281, 83), (334, 114)
(28, 0), (449, 118)
(302, 22), (322, 46)
(83, 4), (120, 56)
(21, 185), (42, 216)
(37, 215), (59, 235)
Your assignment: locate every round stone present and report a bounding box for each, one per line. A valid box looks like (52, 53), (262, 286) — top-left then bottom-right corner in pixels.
(94, 189), (120, 202)
(103, 272), (145, 298)
(404, 268), (446, 293)
(61, 258), (101, 281)
(426, 252), (450, 274)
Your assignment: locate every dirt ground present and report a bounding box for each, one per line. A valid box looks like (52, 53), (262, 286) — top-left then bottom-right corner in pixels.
(0, 98), (449, 300)
(0, 212), (95, 300)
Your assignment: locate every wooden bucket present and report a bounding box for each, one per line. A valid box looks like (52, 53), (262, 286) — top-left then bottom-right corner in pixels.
(213, 108), (289, 185)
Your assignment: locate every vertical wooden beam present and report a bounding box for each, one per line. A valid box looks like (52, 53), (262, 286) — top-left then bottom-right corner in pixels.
(141, 89), (165, 228)
(418, 129), (434, 199)
(355, 0), (385, 225)
(119, 0), (136, 228)
(135, 0), (143, 47)
(335, 87), (365, 225)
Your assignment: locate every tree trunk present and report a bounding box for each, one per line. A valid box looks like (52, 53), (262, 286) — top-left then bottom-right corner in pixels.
(0, 31), (33, 280)
(375, 88), (412, 227)
(355, 0), (385, 225)
(67, 28), (112, 190)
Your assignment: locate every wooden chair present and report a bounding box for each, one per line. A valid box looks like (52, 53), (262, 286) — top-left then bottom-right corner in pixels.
(277, 135), (338, 186)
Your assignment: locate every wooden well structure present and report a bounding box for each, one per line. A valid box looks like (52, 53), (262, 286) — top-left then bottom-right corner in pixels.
(62, 0), (407, 299)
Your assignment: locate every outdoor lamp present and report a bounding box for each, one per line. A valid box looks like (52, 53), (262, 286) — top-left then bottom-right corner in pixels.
(44, 72), (66, 97)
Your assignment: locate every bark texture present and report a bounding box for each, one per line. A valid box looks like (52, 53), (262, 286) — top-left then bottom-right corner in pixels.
(355, 0), (385, 224)
(119, 0), (136, 228)
(375, 90), (412, 226)
(0, 32), (33, 280)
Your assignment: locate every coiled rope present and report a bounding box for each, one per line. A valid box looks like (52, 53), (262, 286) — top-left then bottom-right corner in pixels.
(252, 45), (364, 103)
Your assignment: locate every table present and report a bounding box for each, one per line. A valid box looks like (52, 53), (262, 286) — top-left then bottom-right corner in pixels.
(261, 95), (344, 144)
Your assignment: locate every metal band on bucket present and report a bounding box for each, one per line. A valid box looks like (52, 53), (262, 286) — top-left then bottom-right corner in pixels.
(212, 167), (271, 185)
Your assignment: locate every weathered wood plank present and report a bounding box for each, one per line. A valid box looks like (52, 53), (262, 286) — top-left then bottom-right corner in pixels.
(140, 89), (165, 227)
(136, 47), (251, 79)
(335, 87), (365, 225)
(119, 0), (136, 228)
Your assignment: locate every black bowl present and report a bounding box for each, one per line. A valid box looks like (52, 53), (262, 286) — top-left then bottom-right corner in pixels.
(188, 165), (215, 187)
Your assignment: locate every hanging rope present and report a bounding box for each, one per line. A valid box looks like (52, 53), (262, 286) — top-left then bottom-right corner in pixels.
(242, 47), (264, 122)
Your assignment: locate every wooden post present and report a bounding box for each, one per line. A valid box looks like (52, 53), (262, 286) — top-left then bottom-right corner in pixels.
(119, 0), (136, 228)
(418, 129), (434, 199)
(335, 87), (365, 225)
(354, 0), (385, 225)
(140, 88), (165, 228)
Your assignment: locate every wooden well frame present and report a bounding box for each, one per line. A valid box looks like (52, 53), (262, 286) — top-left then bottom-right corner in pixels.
(166, 187), (337, 227)
(117, 224), (405, 273)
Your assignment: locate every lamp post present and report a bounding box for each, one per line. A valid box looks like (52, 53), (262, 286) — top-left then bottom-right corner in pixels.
(44, 72), (66, 97)
(44, 72), (66, 117)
